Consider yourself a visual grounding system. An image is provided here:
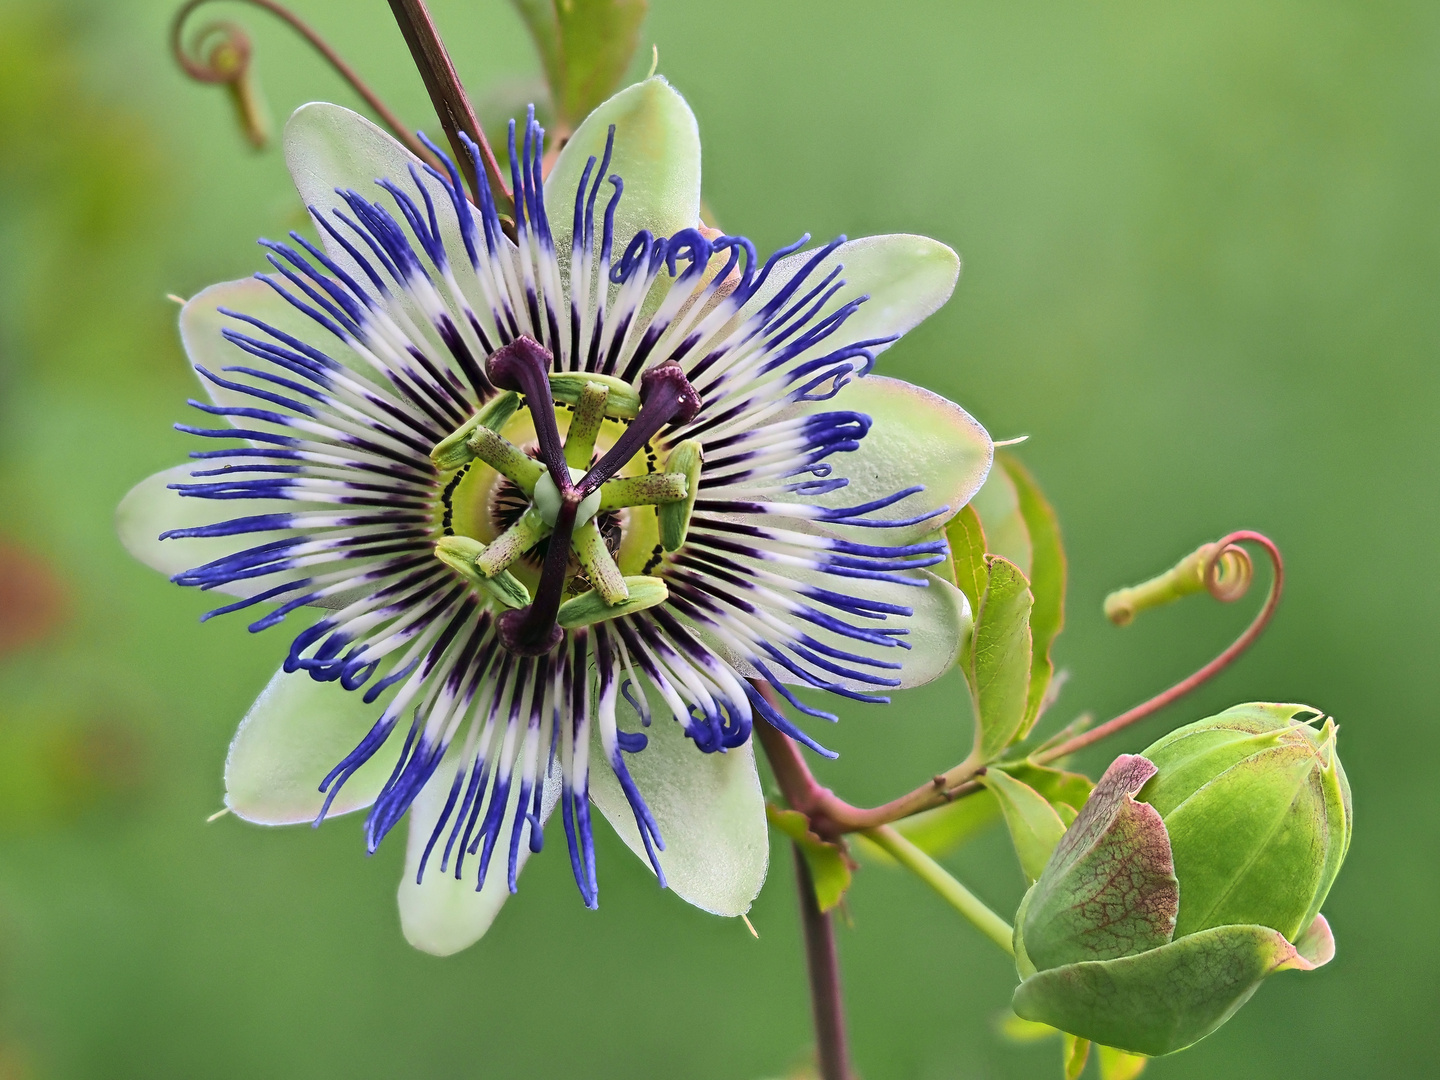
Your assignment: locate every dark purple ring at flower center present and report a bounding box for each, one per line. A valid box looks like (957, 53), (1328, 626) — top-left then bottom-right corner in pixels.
(487, 336), (701, 655)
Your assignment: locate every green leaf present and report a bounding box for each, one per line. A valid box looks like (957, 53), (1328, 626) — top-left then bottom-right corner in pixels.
(944, 503), (988, 618)
(1000, 453), (1066, 737)
(1005, 762), (1094, 818)
(983, 768), (1068, 884)
(511, 0), (648, 129)
(969, 465), (1032, 575)
(1012, 922), (1324, 1057)
(965, 556), (1034, 761)
(892, 787), (1001, 857)
(1019, 755), (1177, 973)
(767, 805), (854, 912)
(1098, 1045), (1149, 1080)
(1062, 1033), (1091, 1080)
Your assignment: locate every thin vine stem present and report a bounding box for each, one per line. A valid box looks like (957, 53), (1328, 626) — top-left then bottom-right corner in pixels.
(171, 0), (441, 167)
(792, 845), (852, 1080)
(754, 530), (1283, 837)
(386, 0), (512, 208)
(864, 826), (1014, 956)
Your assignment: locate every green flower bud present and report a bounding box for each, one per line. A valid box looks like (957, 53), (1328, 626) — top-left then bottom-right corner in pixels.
(1010, 703), (1349, 1057)
(1138, 703), (1352, 942)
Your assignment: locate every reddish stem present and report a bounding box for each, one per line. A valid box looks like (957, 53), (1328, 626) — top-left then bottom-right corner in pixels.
(752, 530), (1283, 835)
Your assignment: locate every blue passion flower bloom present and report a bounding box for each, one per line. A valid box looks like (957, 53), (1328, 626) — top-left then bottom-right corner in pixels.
(118, 79), (992, 954)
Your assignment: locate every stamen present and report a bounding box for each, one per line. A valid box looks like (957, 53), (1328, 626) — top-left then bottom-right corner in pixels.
(658, 439), (703, 551)
(468, 426), (544, 493)
(434, 536), (530, 608)
(558, 577), (669, 629)
(475, 509), (550, 577)
(548, 372), (640, 418)
(572, 523), (628, 604)
(430, 391), (520, 471)
(598, 472), (688, 511)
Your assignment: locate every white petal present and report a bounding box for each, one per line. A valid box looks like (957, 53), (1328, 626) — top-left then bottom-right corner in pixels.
(180, 276), (375, 406)
(224, 666), (406, 825)
(769, 375), (993, 545)
(738, 233), (959, 369)
(545, 77), (702, 270)
(397, 758), (561, 956)
(116, 464), (317, 599)
(588, 685), (768, 917)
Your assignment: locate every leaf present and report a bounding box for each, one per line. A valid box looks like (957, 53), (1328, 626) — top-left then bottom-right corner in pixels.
(892, 787), (1002, 857)
(969, 465), (1032, 575)
(1006, 762), (1095, 818)
(1018, 755), (1178, 973)
(983, 768), (1068, 884)
(767, 805), (854, 912)
(1063, 1033), (1091, 1080)
(965, 556), (1034, 761)
(944, 502), (989, 618)
(1098, 1045), (1149, 1080)
(1012, 922), (1326, 1057)
(997, 1010), (1062, 1044)
(511, 0), (649, 129)
(1000, 453), (1066, 737)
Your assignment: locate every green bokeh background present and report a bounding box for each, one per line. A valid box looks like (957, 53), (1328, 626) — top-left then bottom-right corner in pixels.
(1, 0), (1435, 1076)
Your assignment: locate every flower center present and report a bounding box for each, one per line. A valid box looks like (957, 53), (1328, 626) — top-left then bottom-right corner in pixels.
(428, 336), (704, 655)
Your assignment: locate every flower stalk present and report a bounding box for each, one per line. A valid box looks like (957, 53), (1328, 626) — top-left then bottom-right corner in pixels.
(793, 843), (852, 1080)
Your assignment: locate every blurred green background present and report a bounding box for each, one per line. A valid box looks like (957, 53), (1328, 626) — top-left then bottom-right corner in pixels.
(1, 0), (1435, 1076)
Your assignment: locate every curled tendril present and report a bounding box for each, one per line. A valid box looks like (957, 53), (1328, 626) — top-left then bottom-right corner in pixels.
(1204, 539), (1253, 603)
(170, 0), (439, 164)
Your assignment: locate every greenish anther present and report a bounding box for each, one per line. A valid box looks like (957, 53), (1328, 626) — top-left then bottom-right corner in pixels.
(658, 439), (703, 551)
(475, 508), (550, 578)
(548, 371), (641, 418)
(468, 426), (545, 494)
(572, 522), (629, 604)
(598, 472), (688, 511)
(433, 536), (531, 609)
(430, 391), (521, 471)
(556, 576), (668, 629)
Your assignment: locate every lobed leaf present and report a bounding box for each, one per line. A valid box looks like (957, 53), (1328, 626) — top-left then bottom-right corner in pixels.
(944, 502), (989, 618)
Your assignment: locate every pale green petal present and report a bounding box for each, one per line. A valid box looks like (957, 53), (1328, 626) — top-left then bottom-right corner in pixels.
(282, 102), (478, 320)
(740, 234), (960, 368)
(781, 374), (993, 544)
(224, 666), (405, 825)
(179, 276), (374, 405)
(545, 77), (702, 268)
(397, 759), (561, 956)
(116, 464), (317, 599)
(588, 684), (768, 916)
(739, 566), (970, 692)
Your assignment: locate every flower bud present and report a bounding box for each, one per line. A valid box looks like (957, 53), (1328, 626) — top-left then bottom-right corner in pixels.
(1137, 702), (1351, 941)
(1010, 703), (1349, 1057)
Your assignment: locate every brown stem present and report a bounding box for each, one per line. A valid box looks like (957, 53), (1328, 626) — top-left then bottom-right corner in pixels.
(792, 844), (852, 1080)
(386, 0), (511, 208)
(171, 0), (441, 167)
(753, 530), (1283, 834)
